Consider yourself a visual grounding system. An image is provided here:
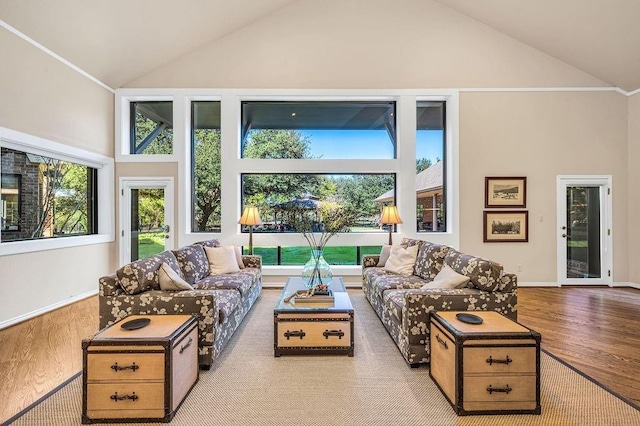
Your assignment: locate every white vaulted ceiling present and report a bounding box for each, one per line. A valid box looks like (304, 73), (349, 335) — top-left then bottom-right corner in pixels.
(0, 0), (298, 88)
(1, 0), (639, 92)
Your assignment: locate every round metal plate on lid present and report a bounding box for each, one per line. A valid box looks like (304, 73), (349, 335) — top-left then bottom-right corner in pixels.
(120, 317), (151, 330)
(456, 313), (483, 324)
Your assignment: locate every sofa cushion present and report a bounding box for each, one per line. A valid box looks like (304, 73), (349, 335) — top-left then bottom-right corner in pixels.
(116, 251), (181, 295)
(400, 238), (424, 249)
(377, 244), (392, 267)
(194, 272), (254, 296)
(205, 246), (241, 275)
(421, 264), (470, 289)
(159, 262), (194, 291)
(384, 244), (419, 276)
(413, 242), (451, 280)
(173, 244), (210, 284)
(234, 246), (245, 269)
(364, 267), (426, 302)
(444, 250), (503, 292)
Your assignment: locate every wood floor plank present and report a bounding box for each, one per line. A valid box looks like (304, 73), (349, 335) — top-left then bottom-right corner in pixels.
(518, 286), (640, 405)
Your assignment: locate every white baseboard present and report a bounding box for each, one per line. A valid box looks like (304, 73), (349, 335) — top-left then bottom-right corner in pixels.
(519, 281), (640, 288)
(518, 282), (560, 287)
(0, 290), (98, 330)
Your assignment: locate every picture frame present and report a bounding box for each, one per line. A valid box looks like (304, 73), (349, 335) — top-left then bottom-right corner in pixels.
(485, 176), (527, 208)
(483, 210), (529, 242)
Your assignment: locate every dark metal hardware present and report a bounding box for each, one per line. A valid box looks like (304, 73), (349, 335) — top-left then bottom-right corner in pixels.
(562, 234), (567, 238)
(110, 362), (139, 372)
(323, 329), (344, 339)
(179, 337), (193, 354)
(110, 392), (138, 402)
(486, 355), (512, 365)
(487, 385), (512, 395)
(435, 334), (448, 349)
(284, 330), (306, 340)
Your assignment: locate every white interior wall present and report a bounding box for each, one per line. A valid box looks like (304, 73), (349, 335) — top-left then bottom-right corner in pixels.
(0, 29), (115, 326)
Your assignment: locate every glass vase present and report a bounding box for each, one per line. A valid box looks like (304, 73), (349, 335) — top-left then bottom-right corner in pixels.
(301, 248), (332, 289)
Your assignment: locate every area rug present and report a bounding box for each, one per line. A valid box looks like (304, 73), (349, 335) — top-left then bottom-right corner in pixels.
(8, 290), (639, 426)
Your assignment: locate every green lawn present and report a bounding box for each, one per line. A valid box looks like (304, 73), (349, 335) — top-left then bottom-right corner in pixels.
(138, 231), (381, 265)
(248, 245), (381, 265)
(138, 232), (165, 259)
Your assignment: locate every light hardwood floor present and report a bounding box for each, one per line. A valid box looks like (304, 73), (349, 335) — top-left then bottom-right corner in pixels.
(1, 287), (639, 424)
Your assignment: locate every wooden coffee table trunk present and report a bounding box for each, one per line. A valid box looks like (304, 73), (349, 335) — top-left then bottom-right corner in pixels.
(429, 311), (541, 416)
(82, 314), (199, 423)
(274, 277), (354, 357)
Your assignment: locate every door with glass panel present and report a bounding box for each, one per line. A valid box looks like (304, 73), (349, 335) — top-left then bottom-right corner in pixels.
(120, 178), (174, 265)
(557, 176), (612, 285)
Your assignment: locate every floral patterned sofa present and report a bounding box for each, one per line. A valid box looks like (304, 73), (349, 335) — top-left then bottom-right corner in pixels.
(99, 239), (262, 369)
(362, 238), (517, 367)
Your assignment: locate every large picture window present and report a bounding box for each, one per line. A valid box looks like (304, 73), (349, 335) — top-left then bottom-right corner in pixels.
(0, 147), (97, 242)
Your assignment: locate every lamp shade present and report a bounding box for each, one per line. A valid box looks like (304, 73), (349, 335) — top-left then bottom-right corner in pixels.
(380, 205), (403, 225)
(238, 206), (262, 226)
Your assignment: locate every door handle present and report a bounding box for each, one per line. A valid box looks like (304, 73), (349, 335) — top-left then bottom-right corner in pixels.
(562, 234), (567, 238)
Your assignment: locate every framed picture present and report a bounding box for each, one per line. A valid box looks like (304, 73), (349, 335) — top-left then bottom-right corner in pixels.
(483, 211), (529, 242)
(485, 176), (527, 208)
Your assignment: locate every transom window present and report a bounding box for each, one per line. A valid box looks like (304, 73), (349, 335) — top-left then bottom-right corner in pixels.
(241, 101), (396, 159)
(130, 101), (174, 155)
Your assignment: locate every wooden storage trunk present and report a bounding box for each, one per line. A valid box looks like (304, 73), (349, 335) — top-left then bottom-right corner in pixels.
(429, 311), (541, 416)
(82, 315), (199, 423)
(274, 277), (354, 357)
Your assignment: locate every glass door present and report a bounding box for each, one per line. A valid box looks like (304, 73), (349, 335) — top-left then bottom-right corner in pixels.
(120, 178), (174, 265)
(557, 176), (611, 285)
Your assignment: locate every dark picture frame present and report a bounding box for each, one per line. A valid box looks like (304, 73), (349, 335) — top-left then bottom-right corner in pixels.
(483, 210), (529, 243)
(485, 176), (527, 208)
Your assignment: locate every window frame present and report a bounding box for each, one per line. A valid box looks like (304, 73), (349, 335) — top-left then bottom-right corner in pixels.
(115, 93), (179, 163)
(115, 88), (459, 275)
(0, 126), (114, 256)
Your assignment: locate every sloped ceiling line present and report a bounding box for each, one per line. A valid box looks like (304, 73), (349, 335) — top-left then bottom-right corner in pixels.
(0, 19), (115, 93)
(0, 16), (634, 97)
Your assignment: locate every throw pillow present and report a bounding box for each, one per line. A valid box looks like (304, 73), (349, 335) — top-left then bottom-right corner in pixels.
(158, 262), (194, 291)
(205, 246), (241, 275)
(384, 244), (420, 276)
(235, 246), (245, 269)
(377, 244), (392, 267)
(421, 264), (470, 289)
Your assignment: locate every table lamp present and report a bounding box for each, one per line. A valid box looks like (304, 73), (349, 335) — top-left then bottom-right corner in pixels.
(380, 205), (403, 245)
(238, 206), (262, 255)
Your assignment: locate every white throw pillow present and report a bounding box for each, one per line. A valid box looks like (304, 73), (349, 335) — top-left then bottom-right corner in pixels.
(205, 246), (241, 275)
(421, 264), (470, 289)
(377, 244), (392, 266)
(158, 262), (194, 291)
(384, 244), (419, 276)
(235, 246), (245, 269)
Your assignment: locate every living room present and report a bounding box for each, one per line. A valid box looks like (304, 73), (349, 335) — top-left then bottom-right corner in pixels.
(1, 0), (639, 424)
